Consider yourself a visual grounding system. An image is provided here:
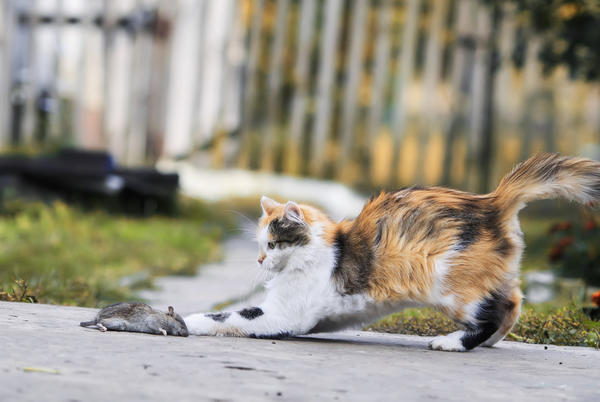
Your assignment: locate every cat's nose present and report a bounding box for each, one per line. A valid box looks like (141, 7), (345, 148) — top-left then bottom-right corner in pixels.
(258, 254), (266, 264)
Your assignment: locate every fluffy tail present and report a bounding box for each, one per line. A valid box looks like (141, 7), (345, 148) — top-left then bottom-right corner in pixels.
(80, 320), (96, 327)
(492, 153), (600, 217)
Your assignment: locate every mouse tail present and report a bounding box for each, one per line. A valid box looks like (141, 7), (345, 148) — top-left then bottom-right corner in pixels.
(80, 320), (97, 327)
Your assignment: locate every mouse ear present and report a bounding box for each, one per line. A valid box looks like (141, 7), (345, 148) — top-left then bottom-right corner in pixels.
(168, 306), (174, 316)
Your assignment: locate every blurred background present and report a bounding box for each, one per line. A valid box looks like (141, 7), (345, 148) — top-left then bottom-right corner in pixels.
(0, 0), (598, 190)
(0, 0), (599, 345)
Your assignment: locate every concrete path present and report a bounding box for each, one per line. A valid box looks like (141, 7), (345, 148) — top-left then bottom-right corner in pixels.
(2, 301), (599, 402)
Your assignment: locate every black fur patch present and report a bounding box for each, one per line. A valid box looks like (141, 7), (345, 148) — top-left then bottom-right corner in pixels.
(495, 237), (514, 257)
(436, 200), (503, 251)
(461, 291), (515, 350)
(332, 227), (374, 295)
(374, 218), (386, 246)
(269, 218), (310, 247)
(238, 307), (264, 320)
(206, 312), (230, 322)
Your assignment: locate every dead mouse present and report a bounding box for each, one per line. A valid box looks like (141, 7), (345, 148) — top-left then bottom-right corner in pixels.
(80, 302), (189, 337)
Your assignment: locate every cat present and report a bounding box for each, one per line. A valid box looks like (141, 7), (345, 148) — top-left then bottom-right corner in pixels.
(185, 153), (600, 351)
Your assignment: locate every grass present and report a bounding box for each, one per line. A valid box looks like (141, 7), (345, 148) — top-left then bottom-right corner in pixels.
(0, 198), (235, 307)
(367, 304), (600, 348)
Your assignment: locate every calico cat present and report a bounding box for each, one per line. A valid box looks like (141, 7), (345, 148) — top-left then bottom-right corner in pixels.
(185, 153), (600, 351)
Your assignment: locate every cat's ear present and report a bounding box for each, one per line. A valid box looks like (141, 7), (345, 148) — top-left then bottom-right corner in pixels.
(283, 201), (304, 224)
(260, 195), (281, 216)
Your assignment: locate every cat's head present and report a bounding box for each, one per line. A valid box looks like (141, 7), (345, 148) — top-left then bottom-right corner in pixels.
(256, 196), (329, 273)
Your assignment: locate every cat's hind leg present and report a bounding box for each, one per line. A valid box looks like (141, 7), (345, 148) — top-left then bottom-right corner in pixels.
(429, 290), (518, 352)
(481, 287), (522, 347)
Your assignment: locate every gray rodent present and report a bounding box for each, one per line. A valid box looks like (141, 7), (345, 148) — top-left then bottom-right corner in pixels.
(80, 302), (189, 337)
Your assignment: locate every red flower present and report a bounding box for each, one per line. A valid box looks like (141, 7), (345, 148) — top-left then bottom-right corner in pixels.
(584, 220), (596, 231)
(559, 222), (572, 231)
(549, 221), (572, 234)
(557, 237), (574, 247)
(592, 290), (600, 307)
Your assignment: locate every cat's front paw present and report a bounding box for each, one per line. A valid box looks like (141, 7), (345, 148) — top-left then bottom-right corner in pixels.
(428, 331), (467, 352)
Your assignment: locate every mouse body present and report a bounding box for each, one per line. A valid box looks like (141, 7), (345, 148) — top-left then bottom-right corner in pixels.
(80, 302), (189, 337)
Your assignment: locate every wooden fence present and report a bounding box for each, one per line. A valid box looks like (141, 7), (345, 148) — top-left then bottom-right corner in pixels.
(0, 0), (598, 192)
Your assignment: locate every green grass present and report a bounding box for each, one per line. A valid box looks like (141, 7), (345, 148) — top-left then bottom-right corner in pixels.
(0, 199), (235, 307)
(367, 304), (600, 348)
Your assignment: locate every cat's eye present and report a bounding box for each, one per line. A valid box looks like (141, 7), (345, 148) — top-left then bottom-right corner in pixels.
(268, 242), (275, 250)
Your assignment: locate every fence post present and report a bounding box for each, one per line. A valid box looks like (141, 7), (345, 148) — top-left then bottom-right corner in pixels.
(337, 0), (368, 180)
(518, 34), (543, 162)
(126, 0), (155, 165)
(311, 0), (342, 176)
(366, 0), (392, 175)
(236, 0), (265, 169)
(285, 0), (316, 175)
(215, 1), (246, 168)
(491, 2), (518, 178)
(261, 0), (290, 171)
(0, 1), (14, 146)
(145, 1), (175, 162)
(22, 0), (38, 145)
(467, 2), (499, 193)
(441, 0), (475, 187)
(189, 0), (208, 151)
(163, 0), (208, 159)
(389, 0), (421, 185)
(416, 0), (449, 185)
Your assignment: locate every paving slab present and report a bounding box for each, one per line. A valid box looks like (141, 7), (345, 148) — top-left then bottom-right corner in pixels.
(2, 301), (599, 402)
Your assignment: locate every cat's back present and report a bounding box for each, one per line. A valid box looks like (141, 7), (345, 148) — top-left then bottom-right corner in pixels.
(358, 186), (501, 248)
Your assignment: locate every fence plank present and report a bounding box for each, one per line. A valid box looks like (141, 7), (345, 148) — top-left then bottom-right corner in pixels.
(285, 0), (316, 175)
(148, 2), (177, 161)
(417, 0), (449, 184)
(236, 0), (265, 168)
(311, 0), (343, 176)
(0, 1), (14, 146)
(126, 2), (153, 165)
(261, 0), (290, 171)
(77, 0), (104, 148)
(337, 0), (368, 178)
(389, 0), (421, 184)
(441, 0), (475, 187)
(22, 0), (38, 144)
(163, 0), (207, 158)
(366, 0), (392, 151)
(466, 3), (496, 192)
(216, 1), (246, 167)
(518, 34), (543, 162)
(189, 0), (208, 149)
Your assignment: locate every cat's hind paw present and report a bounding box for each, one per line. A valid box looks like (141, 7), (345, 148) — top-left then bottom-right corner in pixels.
(428, 331), (467, 352)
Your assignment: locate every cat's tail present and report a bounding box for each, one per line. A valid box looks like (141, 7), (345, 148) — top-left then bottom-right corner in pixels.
(492, 153), (600, 217)
(80, 320), (97, 327)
